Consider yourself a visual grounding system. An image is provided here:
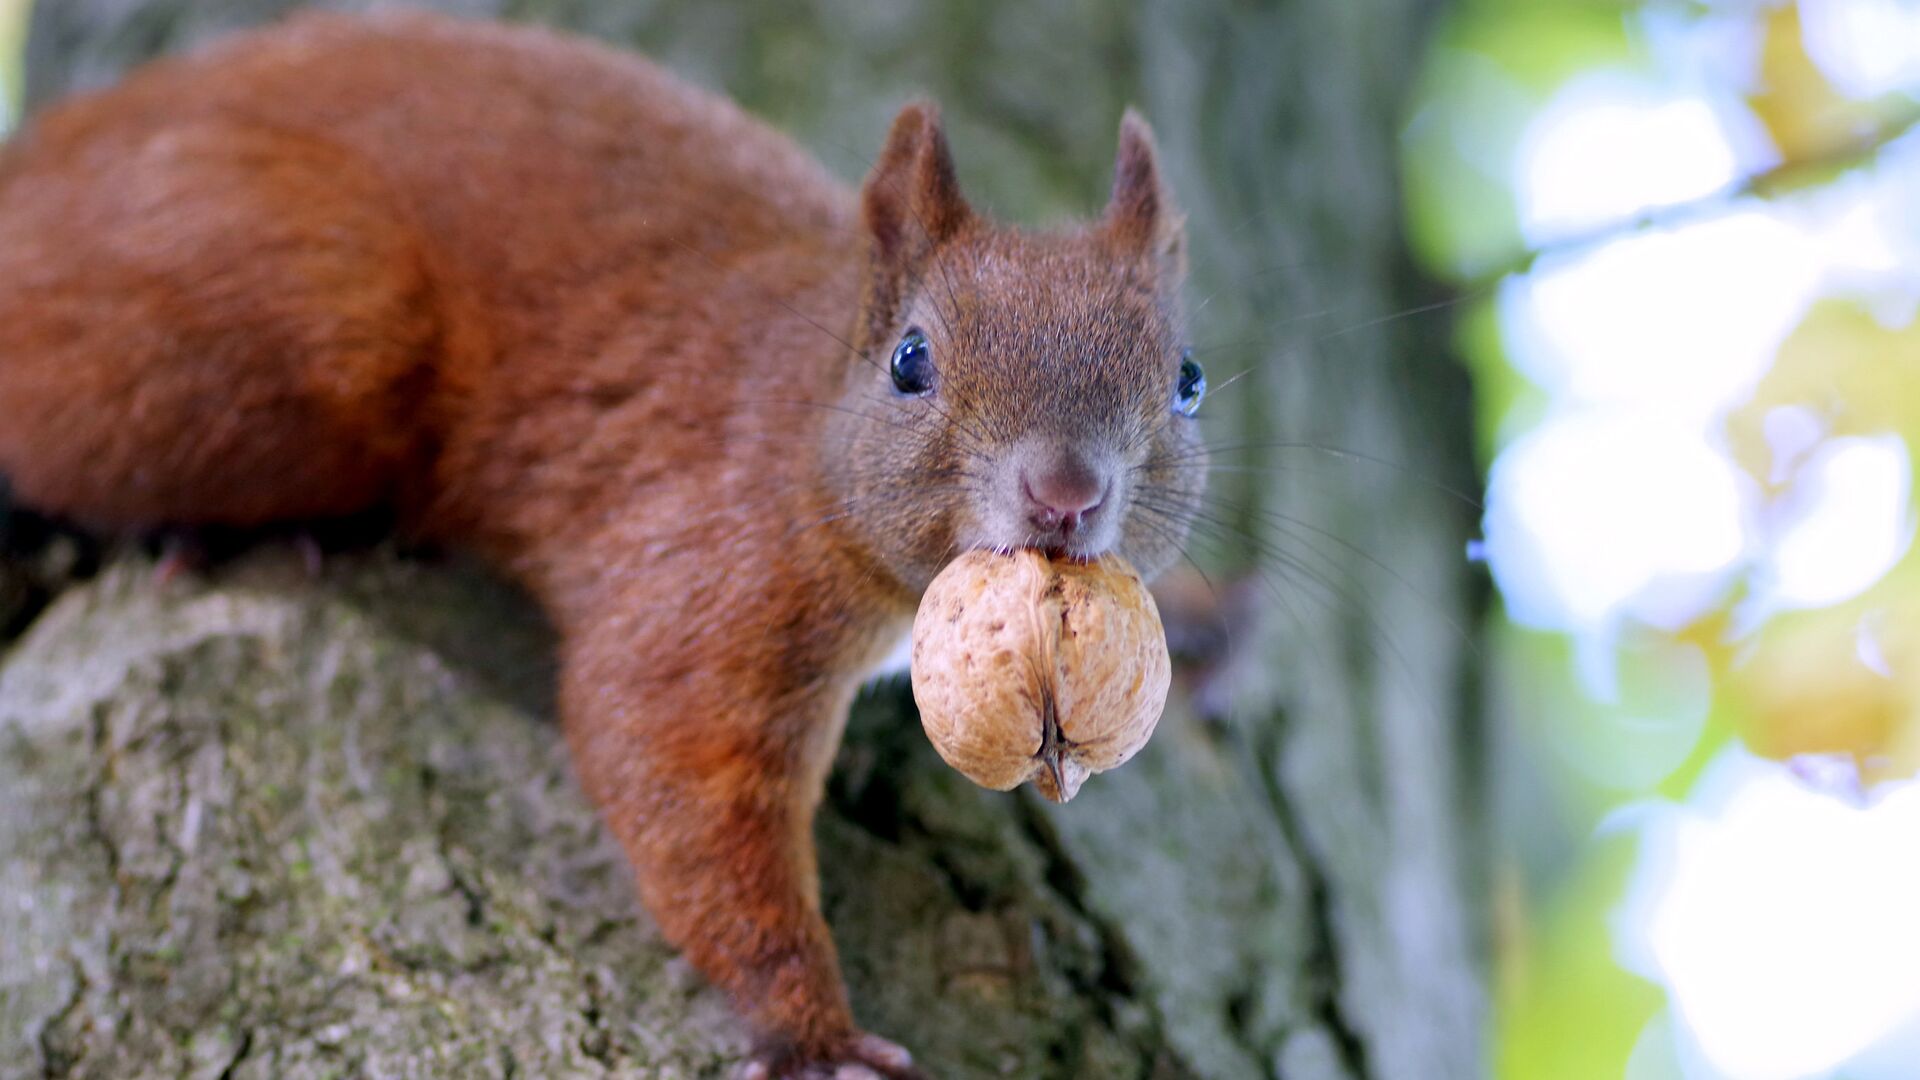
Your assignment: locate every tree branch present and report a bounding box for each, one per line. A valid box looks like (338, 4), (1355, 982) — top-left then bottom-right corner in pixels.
(1470, 106), (1920, 291)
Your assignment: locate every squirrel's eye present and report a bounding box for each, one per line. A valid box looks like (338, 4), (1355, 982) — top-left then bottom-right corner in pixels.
(890, 328), (935, 396)
(1174, 351), (1205, 417)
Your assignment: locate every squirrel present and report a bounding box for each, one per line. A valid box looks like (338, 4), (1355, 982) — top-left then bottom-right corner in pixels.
(0, 10), (1205, 1077)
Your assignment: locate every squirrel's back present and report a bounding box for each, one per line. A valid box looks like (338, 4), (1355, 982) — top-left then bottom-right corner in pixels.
(0, 11), (862, 568)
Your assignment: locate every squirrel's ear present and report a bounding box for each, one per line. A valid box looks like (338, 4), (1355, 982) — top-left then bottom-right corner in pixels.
(1104, 109), (1186, 275)
(861, 102), (971, 270)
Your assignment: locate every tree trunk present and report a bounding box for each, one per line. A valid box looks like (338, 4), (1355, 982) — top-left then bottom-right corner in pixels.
(1, 2), (1484, 1078)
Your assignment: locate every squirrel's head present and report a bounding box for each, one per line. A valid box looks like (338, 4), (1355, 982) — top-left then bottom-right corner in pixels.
(830, 102), (1207, 594)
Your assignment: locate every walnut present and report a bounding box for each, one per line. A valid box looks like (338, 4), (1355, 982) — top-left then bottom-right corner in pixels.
(909, 549), (1171, 802)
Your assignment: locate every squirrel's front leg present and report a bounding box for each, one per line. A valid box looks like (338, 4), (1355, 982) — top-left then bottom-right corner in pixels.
(557, 609), (921, 1080)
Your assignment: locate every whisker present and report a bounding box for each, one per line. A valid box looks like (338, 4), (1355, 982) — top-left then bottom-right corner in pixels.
(1188, 494), (1479, 659)
(1202, 366), (1257, 397)
(1131, 493), (1475, 730)
(1314, 290), (1485, 344)
(1137, 439), (1481, 510)
(1141, 508), (1379, 686)
(1131, 501), (1336, 711)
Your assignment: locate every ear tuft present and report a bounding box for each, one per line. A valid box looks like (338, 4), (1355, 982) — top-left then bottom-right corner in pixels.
(861, 101), (971, 270)
(1105, 108), (1185, 269)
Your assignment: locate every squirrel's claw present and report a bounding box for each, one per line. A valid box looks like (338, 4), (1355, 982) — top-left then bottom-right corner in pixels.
(738, 1032), (925, 1080)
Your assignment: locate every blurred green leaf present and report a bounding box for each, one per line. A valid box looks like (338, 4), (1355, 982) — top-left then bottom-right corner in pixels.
(1402, 4), (1637, 279)
(0, 0), (30, 132)
(1498, 832), (1666, 1080)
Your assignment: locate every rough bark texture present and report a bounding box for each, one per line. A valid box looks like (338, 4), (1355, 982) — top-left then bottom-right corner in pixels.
(2, 2), (1484, 1078)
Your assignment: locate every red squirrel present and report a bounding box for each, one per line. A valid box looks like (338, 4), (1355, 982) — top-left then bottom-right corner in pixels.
(0, 11), (1206, 1077)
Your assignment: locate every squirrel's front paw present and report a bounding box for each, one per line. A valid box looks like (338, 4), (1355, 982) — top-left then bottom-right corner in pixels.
(738, 1031), (925, 1080)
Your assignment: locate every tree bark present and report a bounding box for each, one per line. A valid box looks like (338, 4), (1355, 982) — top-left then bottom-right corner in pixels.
(2, 2), (1483, 1078)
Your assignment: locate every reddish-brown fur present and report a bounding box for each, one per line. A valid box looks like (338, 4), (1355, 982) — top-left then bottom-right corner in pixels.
(0, 11), (1202, 1076)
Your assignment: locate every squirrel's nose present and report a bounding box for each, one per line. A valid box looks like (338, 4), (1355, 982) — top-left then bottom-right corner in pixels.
(1022, 457), (1108, 534)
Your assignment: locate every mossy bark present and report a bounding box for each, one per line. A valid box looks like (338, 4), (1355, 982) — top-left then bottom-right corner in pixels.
(5, 2), (1483, 1078)
(3, 554), (1193, 1078)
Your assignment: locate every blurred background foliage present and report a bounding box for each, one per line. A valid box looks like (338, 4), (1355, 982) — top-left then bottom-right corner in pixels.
(1405, 0), (1920, 1077)
(0, 0), (23, 129)
(6, 0), (1918, 1077)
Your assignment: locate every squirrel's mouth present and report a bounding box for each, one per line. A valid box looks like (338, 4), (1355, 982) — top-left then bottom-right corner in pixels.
(1040, 542), (1103, 564)
(988, 514), (1119, 564)
(972, 536), (1114, 564)
(963, 509), (1124, 565)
